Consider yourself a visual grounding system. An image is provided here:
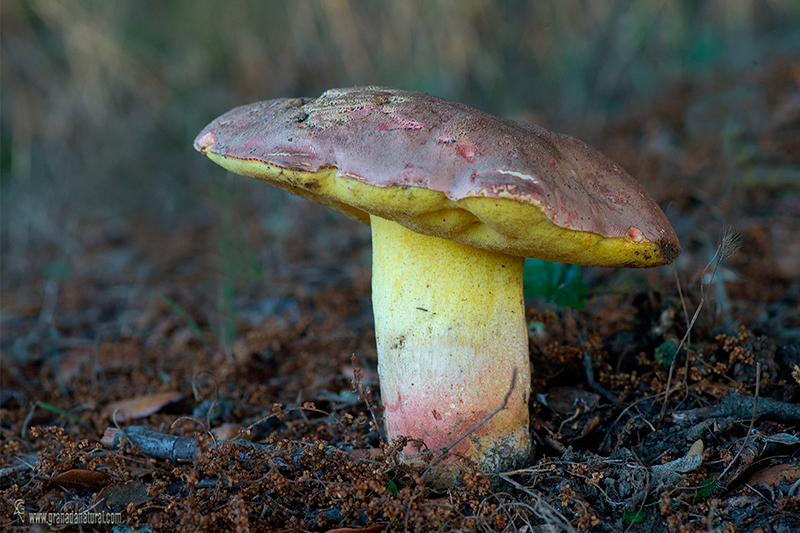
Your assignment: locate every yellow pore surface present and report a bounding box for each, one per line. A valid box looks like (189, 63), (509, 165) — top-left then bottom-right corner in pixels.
(207, 153), (668, 267)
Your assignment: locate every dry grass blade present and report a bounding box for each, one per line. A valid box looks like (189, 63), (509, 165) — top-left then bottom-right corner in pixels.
(660, 227), (742, 420)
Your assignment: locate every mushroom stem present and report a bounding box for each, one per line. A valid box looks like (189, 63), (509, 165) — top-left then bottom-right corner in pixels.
(370, 215), (531, 473)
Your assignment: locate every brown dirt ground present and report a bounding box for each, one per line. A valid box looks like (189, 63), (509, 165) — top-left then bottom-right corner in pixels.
(2, 59), (800, 532)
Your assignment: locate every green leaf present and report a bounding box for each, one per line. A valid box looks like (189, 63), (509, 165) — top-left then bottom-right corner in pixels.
(386, 480), (398, 496)
(523, 258), (588, 309)
(161, 295), (212, 351)
(694, 478), (718, 501)
(527, 320), (546, 336)
(623, 508), (646, 523)
(37, 402), (93, 431)
(44, 260), (72, 280)
(654, 338), (690, 366)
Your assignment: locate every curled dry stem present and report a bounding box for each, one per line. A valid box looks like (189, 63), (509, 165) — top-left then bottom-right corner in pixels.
(496, 473), (578, 533)
(351, 353), (386, 444)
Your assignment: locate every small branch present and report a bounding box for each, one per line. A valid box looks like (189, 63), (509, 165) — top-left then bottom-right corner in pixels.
(575, 327), (616, 402)
(101, 425), (281, 462)
(102, 426), (202, 462)
(672, 390), (800, 425)
(582, 350), (617, 402)
(101, 425), (384, 466)
(0, 464), (32, 487)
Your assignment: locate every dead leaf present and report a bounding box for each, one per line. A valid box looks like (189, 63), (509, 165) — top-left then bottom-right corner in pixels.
(211, 423), (251, 441)
(687, 439), (705, 457)
(653, 453), (704, 474)
(541, 387), (600, 415)
(103, 391), (183, 422)
(577, 415), (601, 439)
(44, 469), (112, 491)
(747, 463), (800, 487)
(345, 448), (384, 460)
(95, 481), (151, 512)
(688, 380), (731, 398)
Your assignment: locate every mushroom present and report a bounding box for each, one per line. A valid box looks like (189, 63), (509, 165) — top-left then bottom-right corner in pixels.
(194, 87), (680, 477)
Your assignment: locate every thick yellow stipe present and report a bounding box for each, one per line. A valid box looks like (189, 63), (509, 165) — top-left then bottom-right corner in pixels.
(370, 215), (531, 474)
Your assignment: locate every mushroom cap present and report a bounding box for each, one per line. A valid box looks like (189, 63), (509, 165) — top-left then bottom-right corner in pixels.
(195, 87), (680, 267)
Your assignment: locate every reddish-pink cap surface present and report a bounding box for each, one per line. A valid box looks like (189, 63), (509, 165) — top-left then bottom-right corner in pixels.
(195, 87), (680, 266)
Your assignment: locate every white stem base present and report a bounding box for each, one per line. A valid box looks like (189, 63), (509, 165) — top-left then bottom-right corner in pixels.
(370, 216), (531, 474)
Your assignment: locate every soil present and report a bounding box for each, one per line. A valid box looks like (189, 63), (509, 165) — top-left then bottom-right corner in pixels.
(2, 59), (799, 532)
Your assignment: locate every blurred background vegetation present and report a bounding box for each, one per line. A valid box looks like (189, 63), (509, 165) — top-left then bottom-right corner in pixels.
(2, 0), (799, 309)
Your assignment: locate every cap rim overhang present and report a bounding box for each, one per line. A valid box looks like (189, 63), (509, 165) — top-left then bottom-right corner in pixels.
(196, 149), (680, 268)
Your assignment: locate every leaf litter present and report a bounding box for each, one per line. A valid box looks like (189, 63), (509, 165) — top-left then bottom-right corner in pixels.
(1, 60), (800, 532)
